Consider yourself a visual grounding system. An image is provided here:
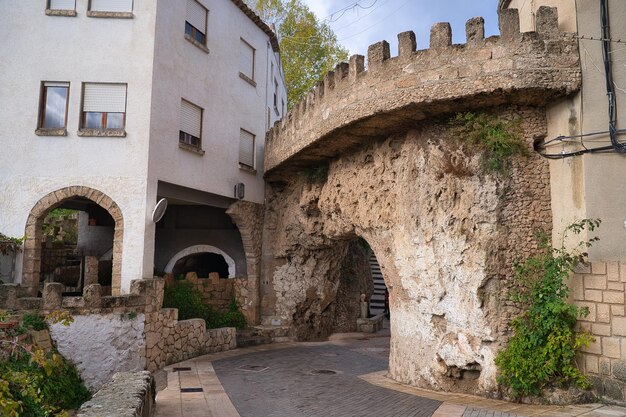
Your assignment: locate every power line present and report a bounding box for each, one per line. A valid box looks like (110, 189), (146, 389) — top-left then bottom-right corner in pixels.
(339, 0), (412, 42)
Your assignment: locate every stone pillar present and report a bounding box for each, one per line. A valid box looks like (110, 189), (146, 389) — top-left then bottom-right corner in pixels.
(84, 256), (99, 286)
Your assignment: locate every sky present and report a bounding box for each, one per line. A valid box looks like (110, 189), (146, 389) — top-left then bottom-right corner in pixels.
(301, 0), (501, 56)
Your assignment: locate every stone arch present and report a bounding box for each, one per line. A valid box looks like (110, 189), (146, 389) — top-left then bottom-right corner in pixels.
(164, 245), (236, 278)
(22, 186), (123, 296)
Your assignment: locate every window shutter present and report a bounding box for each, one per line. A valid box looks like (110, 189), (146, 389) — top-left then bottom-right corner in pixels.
(90, 0), (133, 12)
(180, 100), (202, 138)
(240, 40), (254, 78)
(83, 83), (127, 113)
(239, 129), (255, 167)
(186, 0), (207, 33)
(49, 0), (75, 10)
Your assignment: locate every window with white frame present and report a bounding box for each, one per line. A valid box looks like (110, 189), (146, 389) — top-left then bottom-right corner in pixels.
(239, 129), (255, 168)
(185, 0), (208, 46)
(89, 0), (133, 12)
(180, 99), (203, 149)
(239, 38), (255, 82)
(81, 83), (127, 130)
(39, 82), (69, 129)
(48, 0), (75, 11)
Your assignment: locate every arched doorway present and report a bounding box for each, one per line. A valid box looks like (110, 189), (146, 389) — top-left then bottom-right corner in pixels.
(163, 245), (236, 278)
(22, 186), (123, 296)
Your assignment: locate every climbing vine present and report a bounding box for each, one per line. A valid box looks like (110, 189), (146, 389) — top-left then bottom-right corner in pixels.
(495, 219), (600, 399)
(452, 112), (527, 174)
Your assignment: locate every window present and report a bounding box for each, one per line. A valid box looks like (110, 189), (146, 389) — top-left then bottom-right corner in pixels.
(239, 129), (255, 169)
(81, 83), (127, 131)
(185, 0), (208, 46)
(273, 78), (278, 110)
(48, 0), (75, 10)
(180, 99), (202, 149)
(239, 38), (255, 83)
(89, 0), (133, 12)
(38, 82), (69, 130)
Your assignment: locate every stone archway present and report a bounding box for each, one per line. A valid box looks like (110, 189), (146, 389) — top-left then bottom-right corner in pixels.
(23, 186), (123, 296)
(164, 245), (236, 278)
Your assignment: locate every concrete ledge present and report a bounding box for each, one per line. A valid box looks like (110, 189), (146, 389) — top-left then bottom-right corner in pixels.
(78, 371), (155, 417)
(357, 314), (384, 333)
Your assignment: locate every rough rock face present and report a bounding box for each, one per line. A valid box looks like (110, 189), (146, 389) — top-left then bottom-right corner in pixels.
(333, 239), (374, 333)
(260, 106), (551, 394)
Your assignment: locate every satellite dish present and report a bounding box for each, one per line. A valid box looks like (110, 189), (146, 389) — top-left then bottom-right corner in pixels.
(152, 198), (168, 223)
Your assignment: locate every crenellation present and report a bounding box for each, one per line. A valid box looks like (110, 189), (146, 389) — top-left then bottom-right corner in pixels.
(315, 80), (325, 100)
(324, 69), (336, 92)
(349, 54), (365, 80)
(398, 31), (417, 57)
(466, 17), (485, 46)
(334, 62), (349, 86)
(367, 40), (390, 71)
(430, 22), (452, 49)
(498, 8), (521, 40)
(535, 6), (559, 37)
(264, 7), (579, 176)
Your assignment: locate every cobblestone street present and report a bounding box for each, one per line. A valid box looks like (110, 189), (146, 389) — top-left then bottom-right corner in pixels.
(212, 334), (441, 417)
(155, 328), (626, 417)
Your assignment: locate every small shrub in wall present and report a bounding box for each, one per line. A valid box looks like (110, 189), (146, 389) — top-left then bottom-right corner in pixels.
(163, 282), (247, 329)
(0, 311), (90, 416)
(451, 112), (527, 174)
(495, 219), (600, 399)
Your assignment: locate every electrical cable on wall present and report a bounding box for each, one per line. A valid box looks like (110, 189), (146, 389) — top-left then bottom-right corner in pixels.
(537, 0), (626, 159)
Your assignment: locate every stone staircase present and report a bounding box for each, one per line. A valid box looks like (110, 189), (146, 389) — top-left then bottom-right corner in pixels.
(369, 253), (387, 317)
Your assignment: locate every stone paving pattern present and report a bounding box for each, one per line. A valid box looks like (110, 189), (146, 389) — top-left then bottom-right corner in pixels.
(155, 329), (626, 417)
(212, 337), (441, 417)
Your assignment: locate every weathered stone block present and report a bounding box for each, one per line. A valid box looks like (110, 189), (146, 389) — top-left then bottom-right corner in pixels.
(397, 31), (416, 57)
(42, 283), (63, 310)
(603, 337), (621, 359)
(498, 8), (520, 40)
(466, 17), (484, 46)
(585, 275), (607, 290)
(367, 41), (390, 71)
(604, 291), (624, 304)
(430, 22), (451, 49)
(535, 6), (559, 37)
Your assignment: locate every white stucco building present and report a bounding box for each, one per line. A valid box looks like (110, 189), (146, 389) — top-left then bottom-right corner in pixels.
(0, 0), (287, 294)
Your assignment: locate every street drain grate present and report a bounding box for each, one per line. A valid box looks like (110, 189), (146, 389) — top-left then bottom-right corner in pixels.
(173, 367), (192, 372)
(311, 369), (337, 375)
(180, 388), (203, 393)
(237, 364), (269, 372)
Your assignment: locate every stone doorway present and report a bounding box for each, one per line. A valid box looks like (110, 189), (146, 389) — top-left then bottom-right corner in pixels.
(22, 186), (123, 296)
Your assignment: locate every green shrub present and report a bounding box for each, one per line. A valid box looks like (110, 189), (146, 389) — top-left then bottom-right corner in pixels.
(495, 219), (600, 398)
(0, 311), (89, 416)
(163, 282), (247, 329)
(1, 351), (90, 416)
(452, 112), (527, 174)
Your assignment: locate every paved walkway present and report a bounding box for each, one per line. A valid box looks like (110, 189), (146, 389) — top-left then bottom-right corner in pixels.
(155, 329), (626, 417)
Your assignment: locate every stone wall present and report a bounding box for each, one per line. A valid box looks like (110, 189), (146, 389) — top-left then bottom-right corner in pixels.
(77, 371), (155, 417)
(573, 261), (626, 401)
(170, 272), (236, 313)
(0, 278), (237, 388)
(144, 307), (236, 371)
(263, 7), (580, 178)
(260, 105), (552, 394)
(227, 200), (264, 324)
(258, 6), (578, 397)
